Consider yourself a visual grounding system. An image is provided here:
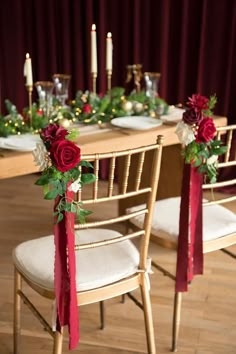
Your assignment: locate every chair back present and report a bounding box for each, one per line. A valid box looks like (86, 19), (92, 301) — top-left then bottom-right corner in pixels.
(203, 124), (236, 203)
(74, 135), (164, 269)
(203, 124), (236, 251)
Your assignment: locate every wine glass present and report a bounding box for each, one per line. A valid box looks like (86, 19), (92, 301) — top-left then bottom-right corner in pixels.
(35, 81), (54, 117)
(52, 74), (71, 106)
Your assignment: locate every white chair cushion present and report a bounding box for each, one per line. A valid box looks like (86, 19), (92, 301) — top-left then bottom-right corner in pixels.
(12, 229), (139, 292)
(127, 197), (236, 243)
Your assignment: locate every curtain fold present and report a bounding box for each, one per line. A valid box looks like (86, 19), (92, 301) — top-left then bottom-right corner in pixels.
(0, 0), (236, 123)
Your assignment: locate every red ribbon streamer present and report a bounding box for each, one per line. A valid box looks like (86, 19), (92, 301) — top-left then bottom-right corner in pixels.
(175, 164), (203, 292)
(54, 187), (79, 350)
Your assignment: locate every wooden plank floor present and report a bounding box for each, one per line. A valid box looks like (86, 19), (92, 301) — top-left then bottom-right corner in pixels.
(1, 174), (236, 353)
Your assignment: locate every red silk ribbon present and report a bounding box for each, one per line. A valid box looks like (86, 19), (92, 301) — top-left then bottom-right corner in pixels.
(175, 164), (203, 292)
(54, 187), (79, 350)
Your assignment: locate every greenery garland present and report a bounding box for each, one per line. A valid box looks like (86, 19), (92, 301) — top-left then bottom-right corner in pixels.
(0, 87), (169, 137)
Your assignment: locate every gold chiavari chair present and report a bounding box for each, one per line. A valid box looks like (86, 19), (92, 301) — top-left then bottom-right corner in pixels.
(126, 124), (236, 352)
(12, 134), (164, 354)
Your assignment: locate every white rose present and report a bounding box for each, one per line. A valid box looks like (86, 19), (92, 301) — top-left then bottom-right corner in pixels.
(175, 121), (195, 145)
(207, 155), (218, 165)
(68, 178), (82, 193)
(32, 142), (48, 171)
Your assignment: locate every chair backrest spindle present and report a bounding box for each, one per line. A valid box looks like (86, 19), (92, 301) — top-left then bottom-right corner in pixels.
(74, 135), (164, 269)
(108, 154), (116, 197)
(134, 151), (145, 191)
(121, 153), (131, 194)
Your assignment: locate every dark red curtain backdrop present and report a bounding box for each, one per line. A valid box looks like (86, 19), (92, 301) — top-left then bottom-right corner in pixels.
(1, 0), (236, 123)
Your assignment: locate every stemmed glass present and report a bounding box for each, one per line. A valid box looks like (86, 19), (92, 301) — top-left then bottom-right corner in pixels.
(35, 81), (54, 117)
(144, 72), (161, 101)
(144, 72), (164, 116)
(52, 74), (71, 106)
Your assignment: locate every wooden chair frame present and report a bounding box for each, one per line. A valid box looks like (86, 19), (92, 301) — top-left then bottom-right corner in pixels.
(145, 124), (236, 352)
(13, 135), (164, 354)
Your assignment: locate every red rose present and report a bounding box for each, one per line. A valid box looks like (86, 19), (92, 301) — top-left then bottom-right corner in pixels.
(196, 117), (216, 143)
(41, 123), (68, 144)
(50, 139), (81, 172)
(183, 108), (202, 125)
(82, 103), (92, 114)
(187, 94), (209, 112)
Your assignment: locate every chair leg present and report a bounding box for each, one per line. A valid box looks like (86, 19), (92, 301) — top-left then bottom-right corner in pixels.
(99, 301), (105, 329)
(171, 292), (182, 352)
(53, 327), (64, 354)
(140, 277), (156, 354)
(121, 294), (125, 303)
(14, 268), (22, 354)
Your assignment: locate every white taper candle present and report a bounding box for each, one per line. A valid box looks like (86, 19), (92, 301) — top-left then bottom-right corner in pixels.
(91, 24), (97, 74)
(106, 32), (113, 71)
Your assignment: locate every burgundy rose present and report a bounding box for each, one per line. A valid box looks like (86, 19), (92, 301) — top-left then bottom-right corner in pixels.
(187, 94), (209, 112)
(50, 139), (81, 172)
(82, 103), (92, 114)
(196, 117), (216, 143)
(183, 108), (203, 125)
(41, 123), (68, 144)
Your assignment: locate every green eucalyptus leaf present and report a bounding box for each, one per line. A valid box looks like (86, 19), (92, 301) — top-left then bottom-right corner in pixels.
(198, 165), (207, 174)
(35, 174), (50, 185)
(43, 184), (49, 196)
(77, 208), (93, 224)
(70, 168), (80, 179)
(44, 188), (59, 200)
(64, 202), (73, 212)
(81, 173), (96, 184)
(56, 213), (64, 223)
(193, 158), (202, 167)
(49, 179), (60, 187)
(79, 160), (94, 169)
(71, 203), (77, 213)
(56, 182), (64, 195)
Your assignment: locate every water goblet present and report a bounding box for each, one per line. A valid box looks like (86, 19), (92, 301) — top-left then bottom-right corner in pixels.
(144, 72), (161, 100)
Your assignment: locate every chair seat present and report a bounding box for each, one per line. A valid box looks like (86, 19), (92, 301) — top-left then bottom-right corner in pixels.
(12, 229), (139, 292)
(127, 197), (236, 244)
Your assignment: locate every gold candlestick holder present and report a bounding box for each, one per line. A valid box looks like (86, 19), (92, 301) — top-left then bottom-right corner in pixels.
(26, 85), (33, 129)
(91, 72), (97, 94)
(106, 70), (112, 91)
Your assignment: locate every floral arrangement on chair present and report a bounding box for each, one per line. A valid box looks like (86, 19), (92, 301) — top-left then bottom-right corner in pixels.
(32, 123), (96, 349)
(33, 123), (96, 223)
(175, 93), (227, 183)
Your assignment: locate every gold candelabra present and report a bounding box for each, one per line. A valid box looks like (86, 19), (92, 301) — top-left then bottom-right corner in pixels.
(91, 72), (97, 94)
(26, 85), (33, 128)
(106, 70), (112, 91)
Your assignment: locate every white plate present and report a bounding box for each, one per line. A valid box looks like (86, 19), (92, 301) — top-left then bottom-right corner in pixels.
(0, 134), (41, 151)
(111, 116), (163, 130)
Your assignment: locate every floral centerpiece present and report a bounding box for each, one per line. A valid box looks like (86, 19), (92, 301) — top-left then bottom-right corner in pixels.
(71, 86), (169, 124)
(175, 93), (227, 183)
(1, 86), (169, 136)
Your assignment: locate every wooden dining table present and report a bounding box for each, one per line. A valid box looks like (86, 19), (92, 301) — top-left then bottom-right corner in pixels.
(0, 115), (227, 212)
